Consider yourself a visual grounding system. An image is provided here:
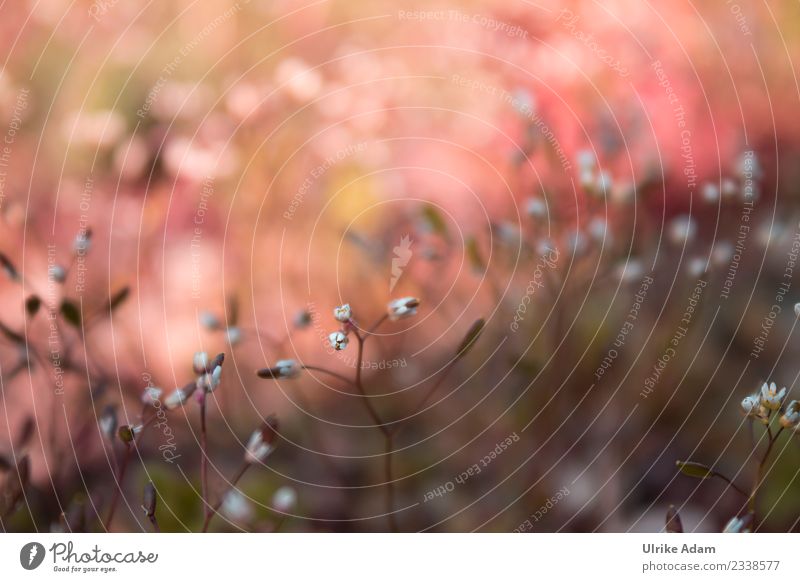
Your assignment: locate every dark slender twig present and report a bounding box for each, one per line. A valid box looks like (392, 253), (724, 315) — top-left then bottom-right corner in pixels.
(351, 317), (398, 532)
(202, 462), (250, 532)
(199, 395), (210, 525)
(302, 365), (358, 388)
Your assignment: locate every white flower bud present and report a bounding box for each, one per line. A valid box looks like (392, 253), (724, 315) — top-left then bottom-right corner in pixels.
(668, 215), (697, 245)
(197, 365), (222, 393)
(220, 489), (254, 522)
(141, 386), (163, 406)
(687, 257), (706, 278)
(245, 417), (278, 465)
(48, 264), (67, 283)
(760, 381), (786, 411)
(258, 359), (300, 379)
(740, 395), (759, 416)
(333, 304), (352, 322)
(701, 182), (719, 203)
(329, 330), (349, 350)
(272, 486), (297, 513)
(164, 383), (197, 410)
(226, 327), (242, 345)
(74, 231), (92, 254)
(722, 515), (751, 533)
(199, 311), (221, 330)
(193, 352), (209, 375)
(387, 297), (420, 321)
(794, 303), (800, 318)
(720, 177), (738, 199)
(525, 198), (546, 218)
(780, 401), (800, 429)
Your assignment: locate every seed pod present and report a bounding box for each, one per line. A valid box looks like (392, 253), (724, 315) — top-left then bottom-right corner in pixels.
(665, 505), (683, 533)
(143, 481), (157, 518)
(118, 425), (134, 444)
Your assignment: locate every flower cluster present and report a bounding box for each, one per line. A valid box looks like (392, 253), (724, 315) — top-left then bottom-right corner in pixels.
(162, 352), (224, 410)
(324, 297), (420, 351)
(740, 381), (795, 429)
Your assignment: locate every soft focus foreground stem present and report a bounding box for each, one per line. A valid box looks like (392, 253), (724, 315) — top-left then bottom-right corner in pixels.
(354, 318), (398, 532)
(201, 462), (250, 532)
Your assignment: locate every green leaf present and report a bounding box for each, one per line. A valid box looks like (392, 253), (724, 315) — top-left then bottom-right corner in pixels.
(25, 295), (41, 317)
(106, 286), (130, 313)
(675, 460), (713, 479)
(455, 318), (485, 360)
(466, 237), (485, 274)
(421, 205), (449, 240)
(227, 295), (239, 326)
(60, 299), (82, 329)
(0, 253), (19, 281)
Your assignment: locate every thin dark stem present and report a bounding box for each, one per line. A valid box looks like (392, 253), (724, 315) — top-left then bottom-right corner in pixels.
(384, 431), (398, 532)
(103, 409), (155, 531)
(397, 362), (458, 433)
(202, 462), (250, 532)
(749, 425), (783, 516)
(710, 471), (748, 498)
(302, 365), (358, 388)
(147, 514), (161, 533)
(104, 444), (133, 530)
(353, 315), (397, 531)
(353, 333), (388, 434)
(367, 314), (389, 335)
(200, 396), (209, 525)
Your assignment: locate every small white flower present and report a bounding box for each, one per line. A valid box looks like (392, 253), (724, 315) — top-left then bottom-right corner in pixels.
(687, 257), (706, 278)
(576, 150), (596, 173)
(199, 311), (221, 330)
(387, 297), (420, 321)
(668, 215), (697, 245)
(164, 384), (196, 410)
(740, 394), (760, 416)
(780, 401), (800, 429)
(701, 182), (719, 203)
(720, 177), (738, 198)
(794, 303), (800, 319)
(525, 198), (546, 218)
(197, 365), (223, 393)
(588, 218), (608, 241)
(245, 423), (277, 464)
(99, 408), (117, 439)
(193, 352), (209, 374)
(258, 359), (301, 379)
(48, 264), (67, 283)
(617, 260), (643, 283)
(272, 486), (297, 513)
(141, 386), (163, 406)
(226, 327), (242, 345)
(722, 515), (751, 533)
(329, 330), (349, 350)
(760, 381), (786, 410)
(220, 489), (254, 522)
(711, 242), (733, 266)
(496, 222), (520, 245)
(333, 304), (352, 322)
(74, 232), (92, 254)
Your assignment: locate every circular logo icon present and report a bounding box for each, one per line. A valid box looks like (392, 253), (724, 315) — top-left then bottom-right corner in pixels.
(19, 542), (45, 570)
